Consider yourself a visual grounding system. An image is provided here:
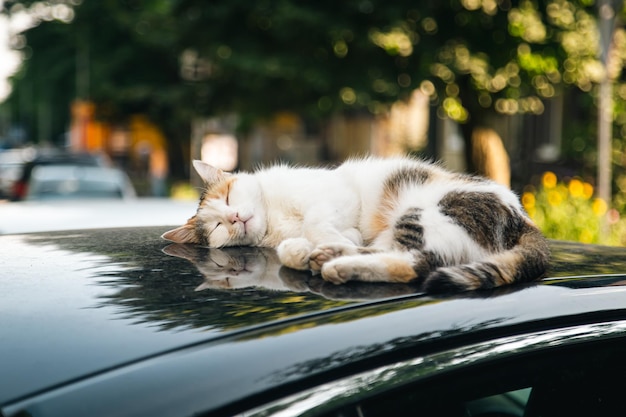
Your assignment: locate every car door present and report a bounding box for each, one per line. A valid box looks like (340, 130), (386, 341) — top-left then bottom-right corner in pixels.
(240, 319), (626, 417)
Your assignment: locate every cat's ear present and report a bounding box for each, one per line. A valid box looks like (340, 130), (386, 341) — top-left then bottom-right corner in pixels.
(193, 160), (227, 184)
(161, 242), (201, 260)
(161, 219), (199, 244)
(194, 281), (213, 292)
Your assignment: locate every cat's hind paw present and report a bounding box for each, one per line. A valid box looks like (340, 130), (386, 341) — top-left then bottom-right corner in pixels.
(309, 243), (359, 271)
(310, 243), (380, 271)
(277, 238), (314, 271)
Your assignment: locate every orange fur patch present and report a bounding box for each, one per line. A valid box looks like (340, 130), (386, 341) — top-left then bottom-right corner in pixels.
(370, 188), (396, 235)
(491, 251), (522, 285)
(202, 178), (236, 203)
(370, 210), (389, 236)
(382, 256), (417, 283)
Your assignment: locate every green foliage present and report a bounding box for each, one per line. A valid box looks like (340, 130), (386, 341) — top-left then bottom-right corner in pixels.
(523, 172), (626, 246)
(1, 0), (616, 136)
(2, 0), (189, 144)
(4, 0), (626, 188)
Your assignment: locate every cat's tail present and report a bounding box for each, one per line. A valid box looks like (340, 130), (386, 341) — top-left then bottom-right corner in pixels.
(422, 222), (550, 293)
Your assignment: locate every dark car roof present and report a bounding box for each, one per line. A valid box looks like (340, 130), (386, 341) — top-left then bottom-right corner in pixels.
(2, 226), (626, 414)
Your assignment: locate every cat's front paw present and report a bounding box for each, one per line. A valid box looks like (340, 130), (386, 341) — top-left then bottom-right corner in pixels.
(277, 238), (314, 270)
(309, 243), (359, 271)
(321, 259), (355, 284)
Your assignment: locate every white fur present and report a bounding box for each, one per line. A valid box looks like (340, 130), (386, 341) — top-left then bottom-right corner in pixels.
(252, 164), (362, 247)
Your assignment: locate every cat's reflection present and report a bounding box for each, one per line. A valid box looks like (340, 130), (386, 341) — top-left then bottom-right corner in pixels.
(162, 244), (422, 300)
(162, 244), (310, 292)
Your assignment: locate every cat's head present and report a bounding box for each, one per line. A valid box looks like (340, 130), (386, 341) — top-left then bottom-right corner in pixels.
(162, 161), (266, 247)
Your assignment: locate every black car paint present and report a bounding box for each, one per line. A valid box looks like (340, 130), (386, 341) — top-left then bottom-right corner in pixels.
(2, 227), (626, 416)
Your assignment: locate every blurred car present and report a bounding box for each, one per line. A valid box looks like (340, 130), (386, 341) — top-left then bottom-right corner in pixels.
(10, 150), (108, 200)
(2, 226), (626, 416)
(25, 164), (136, 201)
(0, 148), (35, 199)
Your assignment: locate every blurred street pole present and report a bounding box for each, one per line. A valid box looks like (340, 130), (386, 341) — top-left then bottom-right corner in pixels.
(597, 0), (620, 240)
(597, 75), (611, 240)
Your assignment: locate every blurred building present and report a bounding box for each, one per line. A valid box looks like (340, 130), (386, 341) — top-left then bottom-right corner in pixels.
(67, 88), (569, 195)
(68, 100), (169, 196)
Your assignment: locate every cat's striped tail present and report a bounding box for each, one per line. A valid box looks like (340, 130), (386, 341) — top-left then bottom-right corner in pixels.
(422, 222), (550, 293)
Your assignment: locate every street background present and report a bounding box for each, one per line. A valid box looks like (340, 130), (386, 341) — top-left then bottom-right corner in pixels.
(1, 0), (625, 244)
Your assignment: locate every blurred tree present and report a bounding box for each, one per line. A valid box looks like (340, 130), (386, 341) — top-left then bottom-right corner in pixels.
(1, 0), (192, 176)
(1, 0), (623, 178)
(171, 0), (615, 174)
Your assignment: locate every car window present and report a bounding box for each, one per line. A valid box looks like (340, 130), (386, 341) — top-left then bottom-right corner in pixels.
(324, 337), (626, 417)
(464, 388), (531, 417)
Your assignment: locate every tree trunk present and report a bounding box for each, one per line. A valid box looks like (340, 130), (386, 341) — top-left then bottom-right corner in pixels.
(457, 74), (511, 187)
(471, 127), (510, 187)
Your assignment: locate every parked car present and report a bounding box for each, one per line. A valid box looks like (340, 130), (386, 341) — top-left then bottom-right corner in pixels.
(0, 148), (35, 199)
(24, 164), (136, 200)
(10, 150), (109, 200)
(2, 225), (626, 416)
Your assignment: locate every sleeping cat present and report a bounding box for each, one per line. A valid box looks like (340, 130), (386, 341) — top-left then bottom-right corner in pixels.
(162, 156), (549, 293)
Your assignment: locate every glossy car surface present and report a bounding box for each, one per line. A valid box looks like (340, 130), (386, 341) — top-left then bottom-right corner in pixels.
(2, 226), (626, 416)
(0, 199), (198, 234)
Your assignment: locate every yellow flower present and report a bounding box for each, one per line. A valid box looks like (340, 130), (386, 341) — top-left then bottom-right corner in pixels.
(568, 179), (584, 198)
(542, 171), (557, 189)
(521, 192), (536, 209)
(548, 190), (562, 206)
(582, 182), (594, 200)
(592, 198), (608, 216)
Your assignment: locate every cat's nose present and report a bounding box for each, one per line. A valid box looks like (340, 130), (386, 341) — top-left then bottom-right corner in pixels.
(228, 212), (240, 224)
(239, 213), (253, 223)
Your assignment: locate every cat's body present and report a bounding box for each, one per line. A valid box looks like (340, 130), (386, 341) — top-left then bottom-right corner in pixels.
(163, 156), (549, 293)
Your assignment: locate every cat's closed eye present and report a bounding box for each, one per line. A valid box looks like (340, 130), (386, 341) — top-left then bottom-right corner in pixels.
(225, 183), (233, 205)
